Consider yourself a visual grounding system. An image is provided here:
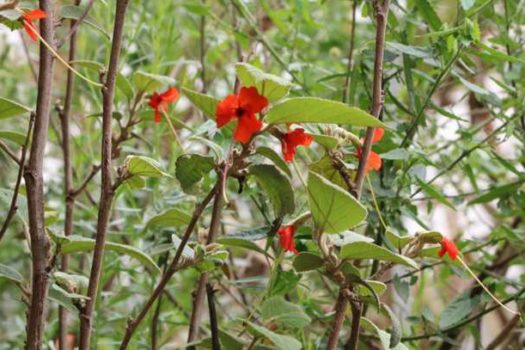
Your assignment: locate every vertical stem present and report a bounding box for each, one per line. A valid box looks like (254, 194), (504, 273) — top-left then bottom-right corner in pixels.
(344, 302), (363, 350)
(58, 2), (80, 347)
(353, 0), (390, 198)
(24, 1), (55, 349)
(326, 289), (349, 350)
(200, 0), (207, 93)
(342, 1), (357, 104)
(78, 1), (130, 349)
(206, 283), (221, 350)
(187, 173), (226, 346)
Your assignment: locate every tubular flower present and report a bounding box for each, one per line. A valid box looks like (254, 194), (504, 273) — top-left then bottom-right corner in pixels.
(356, 128), (384, 173)
(280, 128), (313, 162)
(21, 9), (47, 42)
(148, 87), (179, 123)
(215, 86), (268, 143)
(277, 225), (298, 254)
(438, 237), (459, 260)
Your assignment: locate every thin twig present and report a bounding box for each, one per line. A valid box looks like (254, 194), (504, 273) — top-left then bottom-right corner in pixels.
(56, 0), (95, 49)
(342, 1), (357, 104)
(118, 186), (217, 349)
(0, 113), (34, 242)
(207, 283), (221, 350)
(0, 140), (20, 165)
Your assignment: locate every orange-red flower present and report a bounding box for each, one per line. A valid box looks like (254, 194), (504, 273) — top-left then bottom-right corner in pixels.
(215, 86), (268, 144)
(148, 87), (179, 123)
(21, 9), (47, 42)
(438, 237), (459, 260)
(280, 128), (313, 162)
(277, 225), (298, 254)
(356, 128), (384, 173)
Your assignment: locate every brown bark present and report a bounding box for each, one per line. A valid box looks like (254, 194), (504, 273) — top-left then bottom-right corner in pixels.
(78, 1), (130, 349)
(24, 1), (55, 349)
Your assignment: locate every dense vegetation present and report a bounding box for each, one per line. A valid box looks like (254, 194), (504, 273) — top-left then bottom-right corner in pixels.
(0, 0), (524, 349)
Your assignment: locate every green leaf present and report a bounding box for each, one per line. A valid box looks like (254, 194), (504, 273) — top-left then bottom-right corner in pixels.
(381, 304), (402, 348)
(356, 280), (386, 298)
(380, 148), (409, 160)
(53, 234), (161, 274)
(328, 231), (374, 246)
(217, 237), (267, 256)
(0, 131), (26, 146)
(266, 97), (386, 128)
(246, 322), (302, 350)
(385, 228), (413, 250)
(439, 292), (477, 329)
(175, 154), (215, 194)
(361, 317), (409, 350)
(53, 271), (89, 291)
(312, 134), (339, 149)
(417, 0), (442, 31)
(386, 42), (432, 58)
(261, 296), (311, 328)
(125, 155), (170, 178)
(236, 62), (292, 102)
(293, 252), (324, 272)
(468, 182), (523, 205)
(0, 97), (31, 119)
(307, 171), (367, 234)
(248, 164), (295, 217)
(145, 208), (192, 230)
(340, 242), (417, 268)
(133, 71), (176, 92)
(256, 146), (292, 178)
(182, 87), (220, 119)
(48, 284), (87, 314)
(416, 178), (455, 210)
(0, 263), (23, 284)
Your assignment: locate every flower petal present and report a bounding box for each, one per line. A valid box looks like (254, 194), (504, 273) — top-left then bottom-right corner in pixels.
(24, 9), (47, 20)
(372, 128), (384, 143)
(367, 151), (382, 172)
(280, 128), (313, 162)
(216, 94), (238, 128)
(160, 87), (179, 103)
(23, 21), (37, 42)
(238, 86), (268, 115)
(233, 113), (262, 144)
(277, 225), (298, 254)
(154, 110), (162, 123)
(439, 237), (459, 260)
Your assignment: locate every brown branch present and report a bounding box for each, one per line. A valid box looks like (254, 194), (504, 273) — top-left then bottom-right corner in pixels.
(353, 0), (390, 199)
(24, 0), (55, 348)
(56, 0), (95, 49)
(118, 186), (217, 349)
(207, 283), (221, 350)
(345, 301), (363, 350)
(0, 113), (34, 242)
(485, 314), (521, 350)
(187, 165), (227, 347)
(326, 289), (349, 350)
(78, 1), (130, 349)
(70, 165), (101, 197)
(57, 2), (80, 347)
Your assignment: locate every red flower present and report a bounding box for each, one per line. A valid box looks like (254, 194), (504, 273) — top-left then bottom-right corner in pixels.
(356, 128), (384, 173)
(21, 9), (47, 42)
(149, 87), (179, 123)
(438, 237), (459, 260)
(216, 86), (268, 144)
(280, 128), (313, 162)
(277, 225), (298, 254)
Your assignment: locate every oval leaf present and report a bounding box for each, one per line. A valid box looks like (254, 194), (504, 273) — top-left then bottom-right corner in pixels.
(236, 63), (292, 102)
(340, 241), (417, 269)
(182, 87), (219, 119)
(0, 97), (31, 119)
(248, 164), (295, 217)
(266, 97), (386, 128)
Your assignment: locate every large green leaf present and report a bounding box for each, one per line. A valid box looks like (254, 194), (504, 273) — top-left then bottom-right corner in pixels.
(307, 171), (366, 234)
(48, 284), (87, 314)
(265, 97), (386, 128)
(248, 164), (295, 217)
(439, 292), (477, 329)
(145, 208), (192, 230)
(0, 263), (23, 284)
(182, 87), (219, 119)
(236, 63), (292, 102)
(0, 97), (31, 119)
(293, 252), (324, 272)
(256, 146), (292, 178)
(133, 71), (176, 92)
(361, 318), (408, 350)
(53, 235), (160, 274)
(175, 154), (215, 194)
(261, 296), (311, 328)
(0, 131), (25, 146)
(125, 155), (170, 178)
(246, 322), (302, 350)
(340, 242), (417, 269)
